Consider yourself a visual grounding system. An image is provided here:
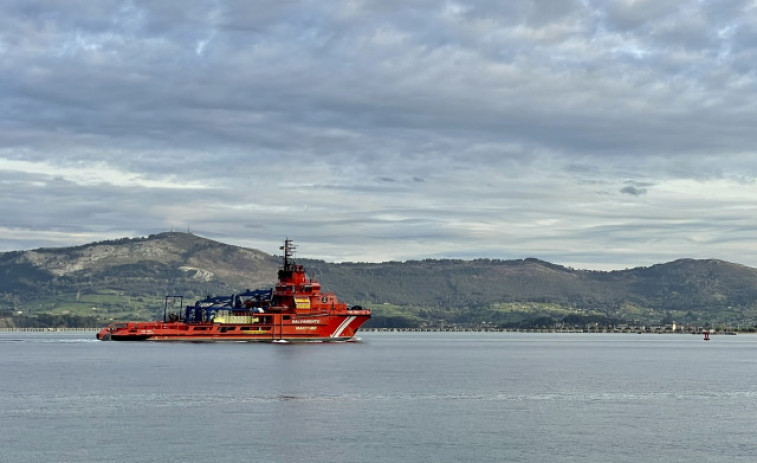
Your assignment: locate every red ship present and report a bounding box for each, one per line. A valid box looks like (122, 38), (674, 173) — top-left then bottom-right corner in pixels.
(96, 239), (370, 342)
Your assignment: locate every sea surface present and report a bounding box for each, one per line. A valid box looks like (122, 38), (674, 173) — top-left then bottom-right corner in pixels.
(2, 331), (757, 463)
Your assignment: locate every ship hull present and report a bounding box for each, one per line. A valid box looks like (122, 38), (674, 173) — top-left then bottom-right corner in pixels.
(97, 312), (370, 343)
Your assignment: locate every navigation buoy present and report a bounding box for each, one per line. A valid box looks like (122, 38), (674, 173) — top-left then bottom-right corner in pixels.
(703, 331), (710, 341)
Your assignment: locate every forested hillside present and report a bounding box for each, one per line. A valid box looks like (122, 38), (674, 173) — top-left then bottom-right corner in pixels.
(0, 233), (278, 328)
(302, 258), (757, 329)
(2, 232), (757, 329)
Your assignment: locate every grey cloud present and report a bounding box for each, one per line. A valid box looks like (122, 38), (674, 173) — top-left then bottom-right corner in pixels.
(2, 0), (757, 269)
(621, 180), (655, 196)
(620, 185), (647, 196)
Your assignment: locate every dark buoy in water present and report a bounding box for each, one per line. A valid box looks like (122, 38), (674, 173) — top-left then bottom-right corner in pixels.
(703, 331), (710, 341)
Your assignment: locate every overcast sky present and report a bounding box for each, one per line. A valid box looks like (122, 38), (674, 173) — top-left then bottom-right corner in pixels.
(2, 0), (757, 270)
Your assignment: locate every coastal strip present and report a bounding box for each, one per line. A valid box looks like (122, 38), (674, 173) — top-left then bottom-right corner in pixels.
(0, 328), (98, 332)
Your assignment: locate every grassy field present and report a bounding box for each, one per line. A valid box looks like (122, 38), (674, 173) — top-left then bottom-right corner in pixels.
(21, 291), (167, 322)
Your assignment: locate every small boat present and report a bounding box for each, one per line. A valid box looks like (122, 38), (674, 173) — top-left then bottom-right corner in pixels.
(97, 239), (370, 342)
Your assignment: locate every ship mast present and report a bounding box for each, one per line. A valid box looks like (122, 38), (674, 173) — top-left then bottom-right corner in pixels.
(280, 238), (296, 271)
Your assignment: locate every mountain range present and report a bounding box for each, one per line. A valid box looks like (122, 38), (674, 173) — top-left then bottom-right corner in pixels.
(2, 232), (757, 329)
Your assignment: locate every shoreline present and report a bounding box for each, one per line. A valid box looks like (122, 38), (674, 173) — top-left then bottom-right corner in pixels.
(361, 328), (745, 334)
(0, 327), (98, 332)
(0, 327), (747, 335)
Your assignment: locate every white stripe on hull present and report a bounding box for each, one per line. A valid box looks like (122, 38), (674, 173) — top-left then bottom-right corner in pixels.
(331, 316), (356, 338)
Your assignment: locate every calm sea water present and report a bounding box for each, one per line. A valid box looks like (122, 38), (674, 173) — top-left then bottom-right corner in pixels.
(2, 331), (757, 462)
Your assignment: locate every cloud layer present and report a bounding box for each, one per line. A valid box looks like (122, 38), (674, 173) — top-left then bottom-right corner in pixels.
(2, 0), (757, 269)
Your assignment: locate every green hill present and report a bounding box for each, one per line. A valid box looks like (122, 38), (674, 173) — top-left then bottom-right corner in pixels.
(1, 232), (757, 329)
(301, 258), (757, 329)
(0, 232), (277, 327)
